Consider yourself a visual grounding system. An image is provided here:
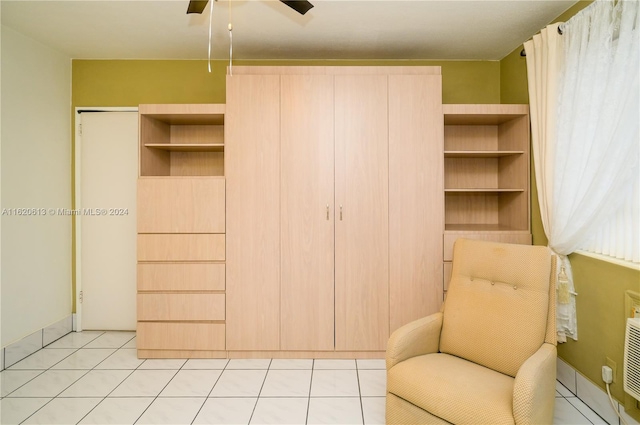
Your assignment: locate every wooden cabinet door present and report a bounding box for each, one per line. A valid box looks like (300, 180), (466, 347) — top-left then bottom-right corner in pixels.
(389, 75), (444, 333)
(137, 177), (225, 233)
(334, 75), (390, 351)
(280, 75), (335, 351)
(225, 75), (281, 351)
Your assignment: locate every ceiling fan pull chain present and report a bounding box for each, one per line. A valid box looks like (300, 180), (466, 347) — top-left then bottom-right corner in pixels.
(228, 0), (233, 76)
(207, 0), (214, 73)
(229, 23), (233, 76)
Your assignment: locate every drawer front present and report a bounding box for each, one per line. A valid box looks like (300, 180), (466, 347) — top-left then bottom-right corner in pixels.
(138, 293), (225, 321)
(443, 232), (532, 261)
(138, 178), (225, 233)
(137, 322), (225, 350)
(138, 263), (225, 291)
(138, 234), (225, 261)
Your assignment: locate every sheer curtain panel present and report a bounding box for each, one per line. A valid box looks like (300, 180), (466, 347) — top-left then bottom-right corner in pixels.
(524, 23), (577, 342)
(526, 0), (640, 342)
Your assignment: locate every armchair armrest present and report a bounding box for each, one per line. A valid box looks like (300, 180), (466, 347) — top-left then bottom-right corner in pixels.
(386, 312), (443, 370)
(513, 343), (557, 425)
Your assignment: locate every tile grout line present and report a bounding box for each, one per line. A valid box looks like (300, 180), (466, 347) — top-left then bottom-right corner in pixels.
(128, 348), (183, 424)
(72, 333), (136, 424)
(3, 331), (106, 399)
(306, 359), (316, 425)
(189, 358), (229, 424)
(355, 361), (365, 425)
(17, 346), (92, 424)
(62, 332), (138, 424)
(246, 359), (273, 425)
(564, 395), (609, 425)
(17, 331), (111, 424)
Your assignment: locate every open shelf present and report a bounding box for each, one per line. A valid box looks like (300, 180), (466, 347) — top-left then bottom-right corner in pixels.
(145, 143), (224, 152)
(443, 104), (529, 125)
(443, 104), (530, 233)
(444, 223), (527, 232)
(445, 188), (525, 193)
(141, 104), (225, 125)
(444, 150), (523, 158)
(139, 104), (225, 177)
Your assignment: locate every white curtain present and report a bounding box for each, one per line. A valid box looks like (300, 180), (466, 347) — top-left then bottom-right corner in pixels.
(526, 0), (640, 342)
(524, 24), (576, 342)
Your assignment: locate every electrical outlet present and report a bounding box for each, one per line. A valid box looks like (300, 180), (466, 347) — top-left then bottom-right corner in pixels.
(602, 366), (613, 384)
(606, 357), (617, 383)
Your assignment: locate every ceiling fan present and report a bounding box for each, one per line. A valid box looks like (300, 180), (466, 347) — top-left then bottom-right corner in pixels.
(187, 0), (314, 15)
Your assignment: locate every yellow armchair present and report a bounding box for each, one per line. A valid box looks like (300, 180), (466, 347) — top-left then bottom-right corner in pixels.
(386, 238), (558, 425)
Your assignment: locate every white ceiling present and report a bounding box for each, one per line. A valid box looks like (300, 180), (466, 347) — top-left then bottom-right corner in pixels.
(1, 0), (577, 60)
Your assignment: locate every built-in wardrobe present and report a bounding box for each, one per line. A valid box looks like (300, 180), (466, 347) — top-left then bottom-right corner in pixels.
(135, 66), (531, 359)
(225, 67), (444, 358)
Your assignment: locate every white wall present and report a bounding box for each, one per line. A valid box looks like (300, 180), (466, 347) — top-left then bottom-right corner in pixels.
(1, 26), (72, 347)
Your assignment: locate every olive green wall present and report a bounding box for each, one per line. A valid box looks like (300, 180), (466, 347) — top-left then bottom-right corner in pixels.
(72, 59), (500, 107)
(499, 0), (640, 407)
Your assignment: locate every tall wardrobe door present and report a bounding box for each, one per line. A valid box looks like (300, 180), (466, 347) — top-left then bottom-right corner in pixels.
(226, 75), (281, 351)
(389, 75), (444, 333)
(334, 75), (390, 351)
(280, 75), (335, 351)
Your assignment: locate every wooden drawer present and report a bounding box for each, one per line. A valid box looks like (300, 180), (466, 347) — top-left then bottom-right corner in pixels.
(138, 234), (225, 261)
(138, 263), (225, 291)
(137, 178), (225, 233)
(443, 232), (531, 261)
(137, 322), (225, 350)
(138, 293), (225, 321)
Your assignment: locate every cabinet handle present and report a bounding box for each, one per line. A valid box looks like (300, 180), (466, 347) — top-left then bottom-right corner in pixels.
(340, 205), (343, 221)
(326, 204), (329, 220)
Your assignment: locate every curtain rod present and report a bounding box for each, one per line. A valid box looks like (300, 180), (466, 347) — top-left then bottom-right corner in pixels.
(520, 25), (564, 57)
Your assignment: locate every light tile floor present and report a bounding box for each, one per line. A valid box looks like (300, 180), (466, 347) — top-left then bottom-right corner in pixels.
(0, 331), (613, 424)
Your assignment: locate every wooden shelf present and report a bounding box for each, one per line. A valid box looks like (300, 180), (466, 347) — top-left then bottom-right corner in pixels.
(445, 224), (529, 232)
(444, 150), (523, 158)
(139, 104), (225, 177)
(145, 143), (224, 152)
(443, 104), (529, 125)
(139, 104), (225, 125)
(443, 104), (530, 233)
(445, 188), (525, 193)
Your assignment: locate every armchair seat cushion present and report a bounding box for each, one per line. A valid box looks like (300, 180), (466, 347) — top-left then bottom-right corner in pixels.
(388, 353), (515, 425)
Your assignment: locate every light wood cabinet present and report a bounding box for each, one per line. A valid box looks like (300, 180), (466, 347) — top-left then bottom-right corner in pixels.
(334, 74), (390, 351)
(280, 74), (335, 352)
(139, 104), (224, 177)
(137, 263), (225, 292)
(442, 104), (531, 296)
(225, 75), (281, 351)
(137, 104), (226, 358)
(137, 178), (224, 233)
(135, 77), (533, 359)
(137, 322), (225, 351)
(226, 66), (443, 356)
(137, 234), (225, 262)
(137, 293), (225, 321)
(389, 75), (444, 332)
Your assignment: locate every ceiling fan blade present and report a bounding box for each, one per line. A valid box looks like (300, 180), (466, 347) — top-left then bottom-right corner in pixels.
(187, 0), (209, 14)
(280, 0), (314, 15)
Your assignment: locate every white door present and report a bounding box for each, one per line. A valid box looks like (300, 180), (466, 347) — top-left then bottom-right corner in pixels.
(79, 111), (138, 330)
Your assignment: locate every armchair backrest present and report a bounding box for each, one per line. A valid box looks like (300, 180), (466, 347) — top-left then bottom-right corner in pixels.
(440, 238), (557, 377)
